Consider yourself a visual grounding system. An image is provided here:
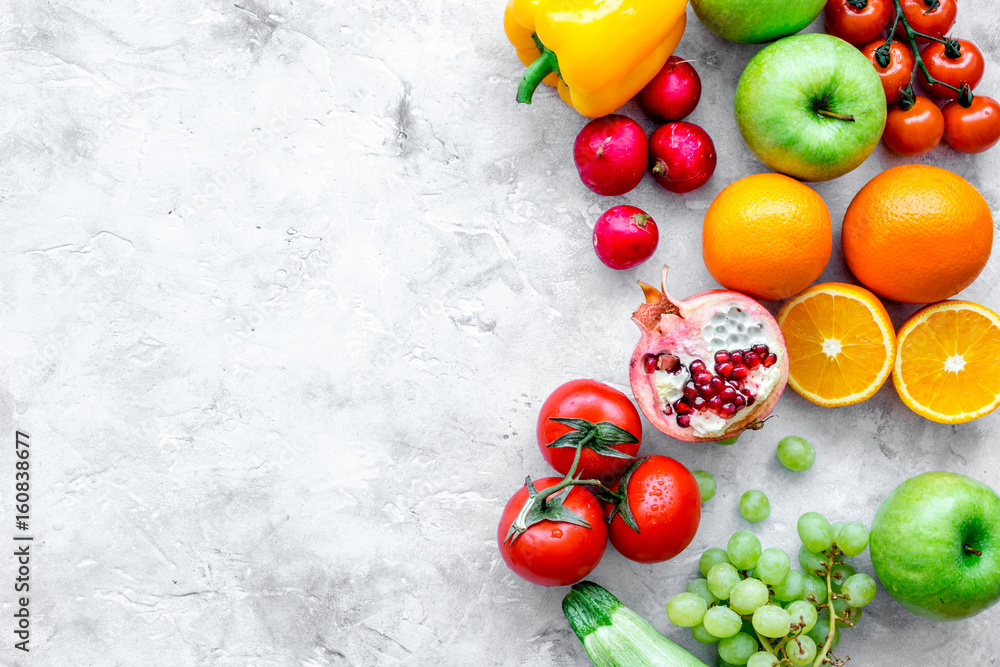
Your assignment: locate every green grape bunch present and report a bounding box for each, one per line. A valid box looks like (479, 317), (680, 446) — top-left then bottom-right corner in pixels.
(665, 510), (875, 667)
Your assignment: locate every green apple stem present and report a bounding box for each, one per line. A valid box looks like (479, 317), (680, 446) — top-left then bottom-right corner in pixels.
(815, 109), (855, 122)
(812, 553), (839, 667)
(966, 545), (983, 557)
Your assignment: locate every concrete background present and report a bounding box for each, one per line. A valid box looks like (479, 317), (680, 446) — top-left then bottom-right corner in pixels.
(0, 0), (998, 664)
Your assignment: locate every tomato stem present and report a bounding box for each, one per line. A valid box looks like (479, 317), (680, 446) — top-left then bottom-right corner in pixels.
(536, 431), (594, 509)
(890, 0), (968, 99)
(533, 432), (627, 511)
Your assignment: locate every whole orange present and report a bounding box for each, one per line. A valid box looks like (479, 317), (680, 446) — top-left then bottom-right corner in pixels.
(703, 173), (832, 300)
(842, 164), (993, 304)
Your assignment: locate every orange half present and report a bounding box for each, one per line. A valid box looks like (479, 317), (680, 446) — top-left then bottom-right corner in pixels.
(777, 283), (896, 407)
(893, 301), (1000, 424)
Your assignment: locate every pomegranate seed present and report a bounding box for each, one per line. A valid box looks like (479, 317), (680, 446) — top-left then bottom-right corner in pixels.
(714, 350), (730, 363)
(707, 396), (722, 411)
(694, 371), (713, 384)
(719, 386), (736, 402)
(710, 377), (725, 393)
(745, 352), (760, 369)
(715, 361), (734, 377)
(676, 414), (691, 428)
(690, 360), (707, 373)
(753, 344), (769, 357)
(698, 383), (714, 397)
(693, 396), (707, 409)
(643, 354), (659, 374)
(674, 400), (691, 414)
(734, 394), (746, 407)
(746, 394), (756, 406)
(730, 351), (743, 365)
(763, 353), (778, 368)
(662, 404), (673, 415)
(732, 364), (749, 380)
(720, 402), (737, 418)
(658, 354), (680, 372)
(683, 383), (698, 400)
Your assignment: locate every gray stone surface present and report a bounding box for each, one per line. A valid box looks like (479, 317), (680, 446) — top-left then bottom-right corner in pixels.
(0, 0), (999, 665)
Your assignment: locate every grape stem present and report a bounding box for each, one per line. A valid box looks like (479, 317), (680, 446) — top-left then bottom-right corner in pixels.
(812, 552), (839, 667)
(754, 630), (777, 657)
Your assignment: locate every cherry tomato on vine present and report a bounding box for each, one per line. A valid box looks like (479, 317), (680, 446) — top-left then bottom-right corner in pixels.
(897, 0), (956, 42)
(861, 40), (916, 103)
(537, 379), (642, 485)
(824, 0), (892, 46)
(497, 477), (608, 587)
(883, 96), (944, 156)
(943, 96), (1000, 154)
(606, 456), (701, 564)
(920, 40), (985, 99)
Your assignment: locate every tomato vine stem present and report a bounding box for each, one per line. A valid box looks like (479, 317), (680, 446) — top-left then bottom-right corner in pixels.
(888, 0), (970, 105)
(533, 431), (628, 511)
(536, 431), (594, 509)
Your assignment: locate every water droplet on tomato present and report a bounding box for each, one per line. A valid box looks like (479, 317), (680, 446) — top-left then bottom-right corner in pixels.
(551, 528), (562, 538)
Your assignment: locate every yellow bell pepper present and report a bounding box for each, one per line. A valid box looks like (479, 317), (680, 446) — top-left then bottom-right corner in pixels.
(503, 0), (688, 118)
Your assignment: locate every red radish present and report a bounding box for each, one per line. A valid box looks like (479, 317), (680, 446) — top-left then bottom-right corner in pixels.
(629, 267), (789, 442)
(573, 115), (648, 196)
(636, 56), (702, 122)
(593, 205), (659, 270)
(648, 122), (716, 194)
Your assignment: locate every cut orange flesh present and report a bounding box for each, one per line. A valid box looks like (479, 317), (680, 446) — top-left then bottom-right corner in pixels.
(893, 301), (1000, 424)
(777, 283), (896, 407)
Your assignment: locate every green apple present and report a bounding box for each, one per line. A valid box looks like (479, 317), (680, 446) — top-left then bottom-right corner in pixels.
(691, 0), (826, 44)
(734, 34), (886, 182)
(870, 471), (1000, 621)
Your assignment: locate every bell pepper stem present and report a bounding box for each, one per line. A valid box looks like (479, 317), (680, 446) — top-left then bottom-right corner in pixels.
(517, 46), (559, 105)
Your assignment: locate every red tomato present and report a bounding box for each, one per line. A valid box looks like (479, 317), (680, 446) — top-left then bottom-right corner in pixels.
(861, 40), (915, 103)
(943, 96), (1000, 154)
(824, 0), (892, 46)
(897, 0), (956, 42)
(920, 40), (985, 99)
(883, 96), (944, 156)
(607, 456), (701, 563)
(537, 379), (642, 485)
(497, 477), (608, 587)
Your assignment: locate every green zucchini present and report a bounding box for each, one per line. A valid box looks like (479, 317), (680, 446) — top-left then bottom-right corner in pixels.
(563, 581), (709, 667)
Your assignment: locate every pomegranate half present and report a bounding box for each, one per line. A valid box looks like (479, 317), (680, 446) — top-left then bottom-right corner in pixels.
(629, 267), (789, 442)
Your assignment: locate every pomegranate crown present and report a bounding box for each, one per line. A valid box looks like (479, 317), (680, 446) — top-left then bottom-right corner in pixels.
(632, 266), (682, 333)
